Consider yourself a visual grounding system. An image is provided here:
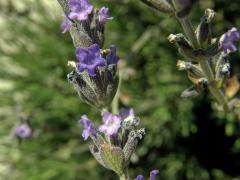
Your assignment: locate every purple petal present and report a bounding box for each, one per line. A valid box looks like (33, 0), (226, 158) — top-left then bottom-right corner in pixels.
(15, 124), (32, 139)
(135, 175), (144, 180)
(150, 170), (159, 180)
(102, 112), (112, 123)
(98, 7), (113, 24)
(220, 27), (240, 54)
(98, 112), (122, 136)
(79, 115), (96, 140)
(68, 0), (93, 21)
(75, 44), (106, 76)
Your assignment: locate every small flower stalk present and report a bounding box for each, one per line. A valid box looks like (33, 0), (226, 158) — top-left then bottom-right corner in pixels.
(79, 108), (145, 179)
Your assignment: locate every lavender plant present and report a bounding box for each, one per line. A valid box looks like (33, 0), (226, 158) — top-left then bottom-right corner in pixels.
(142, 0), (240, 113)
(57, 0), (158, 179)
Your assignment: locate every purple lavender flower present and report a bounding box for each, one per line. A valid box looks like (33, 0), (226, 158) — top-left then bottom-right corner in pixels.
(79, 115), (96, 140)
(68, 0), (93, 21)
(135, 175), (144, 180)
(15, 124), (32, 139)
(220, 27), (240, 54)
(135, 170), (159, 180)
(61, 15), (72, 33)
(76, 44), (106, 76)
(150, 170), (159, 180)
(98, 7), (113, 24)
(106, 45), (119, 64)
(98, 112), (122, 136)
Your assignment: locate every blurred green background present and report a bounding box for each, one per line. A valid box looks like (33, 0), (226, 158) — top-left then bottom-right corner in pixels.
(1, 0), (240, 179)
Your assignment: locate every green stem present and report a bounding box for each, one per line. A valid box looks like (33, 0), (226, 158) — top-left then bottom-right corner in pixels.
(172, 0), (229, 111)
(119, 175), (128, 180)
(200, 60), (228, 111)
(112, 70), (122, 114)
(118, 170), (129, 180)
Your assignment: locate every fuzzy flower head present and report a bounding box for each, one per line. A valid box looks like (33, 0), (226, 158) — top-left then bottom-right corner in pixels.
(135, 170), (159, 180)
(15, 124), (32, 139)
(98, 7), (113, 24)
(61, 15), (72, 33)
(98, 112), (122, 136)
(68, 0), (93, 21)
(76, 44), (106, 76)
(79, 115), (96, 140)
(220, 27), (240, 54)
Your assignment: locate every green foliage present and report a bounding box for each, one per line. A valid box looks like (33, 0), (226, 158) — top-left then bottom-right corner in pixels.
(1, 0), (240, 179)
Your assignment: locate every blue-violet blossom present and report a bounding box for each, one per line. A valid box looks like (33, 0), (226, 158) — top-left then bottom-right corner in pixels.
(98, 112), (122, 136)
(15, 124), (32, 139)
(220, 27), (240, 54)
(68, 0), (93, 21)
(135, 170), (159, 180)
(98, 7), (113, 24)
(76, 44), (106, 76)
(79, 115), (96, 140)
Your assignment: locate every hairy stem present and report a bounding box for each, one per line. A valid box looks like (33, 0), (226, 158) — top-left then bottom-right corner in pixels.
(112, 70), (122, 114)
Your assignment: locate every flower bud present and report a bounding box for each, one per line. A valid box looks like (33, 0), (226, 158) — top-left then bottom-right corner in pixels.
(181, 78), (207, 99)
(177, 60), (204, 78)
(168, 34), (196, 59)
(215, 53), (230, 81)
(100, 143), (126, 176)
(196, 9), (215, 48)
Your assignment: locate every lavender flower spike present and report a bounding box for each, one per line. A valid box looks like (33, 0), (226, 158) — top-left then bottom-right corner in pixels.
(68, 0), (93, 21)
(98, 112), (122, 136)
(76, 44), (106, 76)
(79, 115), (96, 140)
(98, 7), (113, 24)
(220, 27), (240, 54)
(150, 170), (159, 180)
(61, 15), (72, 33)
(15, 124), (32, 139)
